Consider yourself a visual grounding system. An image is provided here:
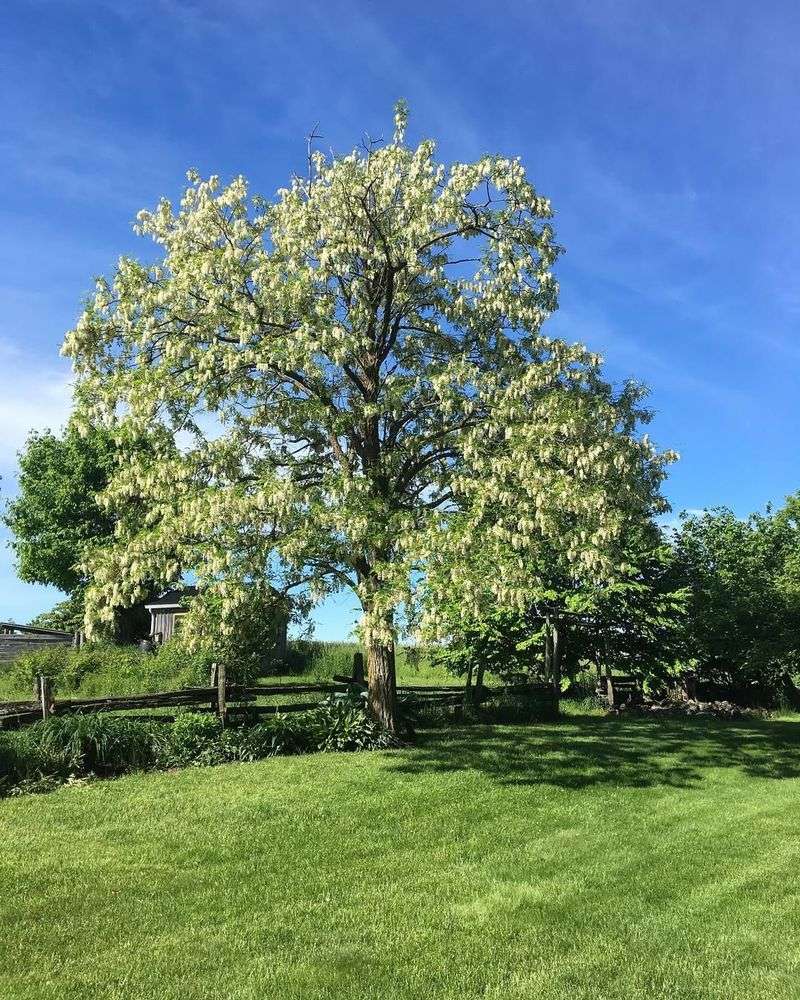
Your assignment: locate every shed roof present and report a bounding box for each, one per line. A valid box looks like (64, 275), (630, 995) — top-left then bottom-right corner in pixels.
(144, 586), (198, 611)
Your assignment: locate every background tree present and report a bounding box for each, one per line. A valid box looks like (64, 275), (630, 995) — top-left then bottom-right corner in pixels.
(552, 527), (689, 686)
(667, 502), (800, 703)
(433, 527), (688, 696)
(3, 423), (153, 640)
(63, 104), (673, 732)
(432, 605), (537, 702)
(4, 424), (117, 594)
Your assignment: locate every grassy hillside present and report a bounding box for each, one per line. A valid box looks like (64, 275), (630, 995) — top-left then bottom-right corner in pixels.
(0, 641), (456, 703)
(2, 713), (800, 999)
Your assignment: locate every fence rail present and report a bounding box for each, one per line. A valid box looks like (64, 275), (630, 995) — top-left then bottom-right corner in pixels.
(0, 622), (73, 637)
(0, 665), (559, 730)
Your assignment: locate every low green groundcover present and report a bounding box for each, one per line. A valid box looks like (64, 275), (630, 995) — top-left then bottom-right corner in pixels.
(0, 700), (393, 796)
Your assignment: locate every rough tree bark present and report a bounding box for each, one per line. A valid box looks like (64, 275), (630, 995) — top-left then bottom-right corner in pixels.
(367, 638), (398, 731)
(363, 605), (399, 732)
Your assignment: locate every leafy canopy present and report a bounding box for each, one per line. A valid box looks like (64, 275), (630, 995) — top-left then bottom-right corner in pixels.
(432, 527), (689, 688)
(63, 104), (673, 657)
(668, 501), (800, 692)
(3, 424), (118, 594)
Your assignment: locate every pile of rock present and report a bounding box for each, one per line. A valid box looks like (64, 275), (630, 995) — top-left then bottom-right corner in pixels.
(614, 698), (766, 719)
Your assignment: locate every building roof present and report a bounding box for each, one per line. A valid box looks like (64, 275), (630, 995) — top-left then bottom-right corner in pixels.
(144, 586), (198, 611)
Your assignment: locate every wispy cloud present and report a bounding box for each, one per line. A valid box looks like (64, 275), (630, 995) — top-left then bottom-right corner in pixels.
(549, 301), (752, 412)
(0, 340), (73, 621)
(0, 339), (73, 481)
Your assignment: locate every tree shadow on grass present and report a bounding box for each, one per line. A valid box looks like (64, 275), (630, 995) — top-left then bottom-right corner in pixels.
(392, 714), (800, 790)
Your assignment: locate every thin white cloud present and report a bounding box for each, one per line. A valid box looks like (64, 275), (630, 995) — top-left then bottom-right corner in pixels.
(0, 340), (73, 480)
(550, 302), (752, 412)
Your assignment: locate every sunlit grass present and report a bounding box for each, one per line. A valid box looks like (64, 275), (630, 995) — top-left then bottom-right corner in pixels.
(0, 641), (458, 704)
(2, 713), (800, 999)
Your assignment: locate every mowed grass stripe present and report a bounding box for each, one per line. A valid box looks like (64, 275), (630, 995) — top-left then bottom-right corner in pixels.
(2, 715), (800, 999)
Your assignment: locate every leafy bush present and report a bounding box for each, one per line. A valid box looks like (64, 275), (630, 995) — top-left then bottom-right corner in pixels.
(310, 698), (396, 751)
(0, 736), (20, 795)
(158, 712), (240, 767)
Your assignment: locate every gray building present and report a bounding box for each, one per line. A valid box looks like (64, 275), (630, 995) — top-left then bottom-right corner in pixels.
(144, 587), (288, 661)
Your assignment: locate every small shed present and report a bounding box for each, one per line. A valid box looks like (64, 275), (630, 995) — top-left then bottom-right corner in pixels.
(144, 587), (197, 644)
(144, 586), (289, 661)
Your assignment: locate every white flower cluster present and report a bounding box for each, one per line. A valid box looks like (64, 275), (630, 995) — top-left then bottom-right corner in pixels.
(63, 104), (674, 646)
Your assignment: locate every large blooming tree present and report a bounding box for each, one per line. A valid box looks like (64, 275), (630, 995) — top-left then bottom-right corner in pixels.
(63, 104), (673, 731)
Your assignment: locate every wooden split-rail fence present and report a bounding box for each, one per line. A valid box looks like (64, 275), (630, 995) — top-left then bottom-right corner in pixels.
(0, 663), (344, 730)
(596, 674), (642, 708)
(0, 659), (558, 731)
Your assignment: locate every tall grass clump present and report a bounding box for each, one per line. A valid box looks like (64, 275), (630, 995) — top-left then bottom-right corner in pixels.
(0, 698), (395, 796)
(2, 641), (214, 701)
(280, 640), (439, 685)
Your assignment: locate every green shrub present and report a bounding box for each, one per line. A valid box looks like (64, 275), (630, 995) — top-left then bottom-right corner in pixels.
(1, 697), (394, 797)
(159, 712), (238, 767)
(149, 641), (214, 688)
(310, 698), (396, 751)
(40, 714), (158, 775)
(232, 700), (395, 757)
(235, 723), (286, 760)
(0, 735), (20, 794)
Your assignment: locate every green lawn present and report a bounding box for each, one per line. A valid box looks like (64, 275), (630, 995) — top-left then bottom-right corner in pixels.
(2, 713), (800, 999)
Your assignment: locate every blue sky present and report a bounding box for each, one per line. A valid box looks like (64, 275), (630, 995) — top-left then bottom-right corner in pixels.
(1, 0), (798, 637)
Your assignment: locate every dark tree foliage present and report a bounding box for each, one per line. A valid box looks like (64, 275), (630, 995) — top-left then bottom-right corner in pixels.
(667, 501), (800, 703)
(4, 425), (117, 593)
(433, 608), (538, 688)
(433, 527), (688, 693)
(560, 543), (689, 684)
(4, 424), (156, 641)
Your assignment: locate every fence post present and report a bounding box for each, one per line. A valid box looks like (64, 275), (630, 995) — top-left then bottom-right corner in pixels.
(216, 661), (227, 727)
(352, 651), (365, 685)
(551, 620), (562, 715)
(38, 674), (53, 720)
(605, 674), (616, 709)
(210, 663), (218, 713)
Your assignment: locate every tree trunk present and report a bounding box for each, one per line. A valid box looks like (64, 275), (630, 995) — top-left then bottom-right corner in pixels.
(551, 620), (562, 713)
(367, 638), (398, 732)
(463, 662), (474, 706)
(475, 660), (486, 703)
